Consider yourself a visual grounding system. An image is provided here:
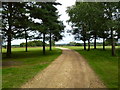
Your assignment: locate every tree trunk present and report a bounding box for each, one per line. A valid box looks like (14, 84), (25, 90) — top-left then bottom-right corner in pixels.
(103, 38), (105, 50)
(88, 20), (91, 51)
(25, 29), (28, 52)
(7, 3), (12, 57)
(43, 33), (46, 55)
(49, 31), (52, 51)
(94, 34), (97, 49)
(111, 28), (115, 56)
(25, 38), (27, 52)
(83, 40), (86, 50)
(88, 39), (90, 51)
(83, 25), (86, 50)
(7, 29), (11, 57)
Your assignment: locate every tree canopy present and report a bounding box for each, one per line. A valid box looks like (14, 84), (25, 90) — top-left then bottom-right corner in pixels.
(66, 2), (119, 56)
(2, 2), (65, 57)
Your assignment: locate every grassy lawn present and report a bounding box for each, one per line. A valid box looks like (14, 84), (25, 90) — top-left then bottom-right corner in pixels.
(64, 46), (119, 88)
(2, 47), (62, 88)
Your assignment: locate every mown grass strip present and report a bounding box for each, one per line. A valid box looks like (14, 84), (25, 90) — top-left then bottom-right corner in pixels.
(2, 47), (62, 88)
(65, 46), (118, 88)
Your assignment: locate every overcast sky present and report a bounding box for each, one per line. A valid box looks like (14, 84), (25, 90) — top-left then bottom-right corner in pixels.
(55, 0), (76, 44)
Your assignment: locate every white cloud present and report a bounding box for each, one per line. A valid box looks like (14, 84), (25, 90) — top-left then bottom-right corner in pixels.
(55, 0), (76, 44)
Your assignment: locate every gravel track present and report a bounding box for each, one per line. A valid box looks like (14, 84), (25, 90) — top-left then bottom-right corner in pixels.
(21, 48), (105, 88)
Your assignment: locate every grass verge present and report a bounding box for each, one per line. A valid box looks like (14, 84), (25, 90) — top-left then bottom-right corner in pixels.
(65, 46), (118, 88)
(2, 47), (62, 88)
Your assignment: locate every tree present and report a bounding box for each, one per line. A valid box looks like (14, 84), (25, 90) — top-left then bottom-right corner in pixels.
(12, 2), (34, 52)
(98, 17), (109, 50)
(103, 2), (119, 56)
(2, 2), (64, 56)
(40, 2), (64, 51)
(67, 2), (119, 55)
(2, 2), (18, 57)
(20, 40), (43, 47)
(2, 2), (32, 56)
(66, 2), (101, 51)
(28, 2), (47, 54)
(29, 2), (64, 54)
(49, 21), (64, 51)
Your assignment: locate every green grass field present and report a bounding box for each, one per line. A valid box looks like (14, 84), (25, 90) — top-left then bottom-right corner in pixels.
(65, 46), (119, 88)
(1, 46), (119, 88)
(2, 47), (62, 88)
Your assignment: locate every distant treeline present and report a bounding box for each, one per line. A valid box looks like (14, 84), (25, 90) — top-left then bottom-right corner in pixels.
(2, 40), (119, 48)
(56, 40), (119, 46)
(20, 40), (55, 47)
(20, 40), (44, 47)
(2, 40), (55, 48)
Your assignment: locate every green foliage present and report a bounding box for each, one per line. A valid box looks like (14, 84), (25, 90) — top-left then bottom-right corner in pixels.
(20, 40), (55, 47)
(2, 2), (64, 55)
(75, 43), (82, 46)
(67, 2), (102, 41)
(105, 38), (118, 46)
(68, 42), (82, 46)
(20, 40), (43, 47)
(66, 2), (119, 55)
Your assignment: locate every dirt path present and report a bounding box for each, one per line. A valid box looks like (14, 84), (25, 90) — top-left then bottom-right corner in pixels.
(21, 47), (105, 88)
